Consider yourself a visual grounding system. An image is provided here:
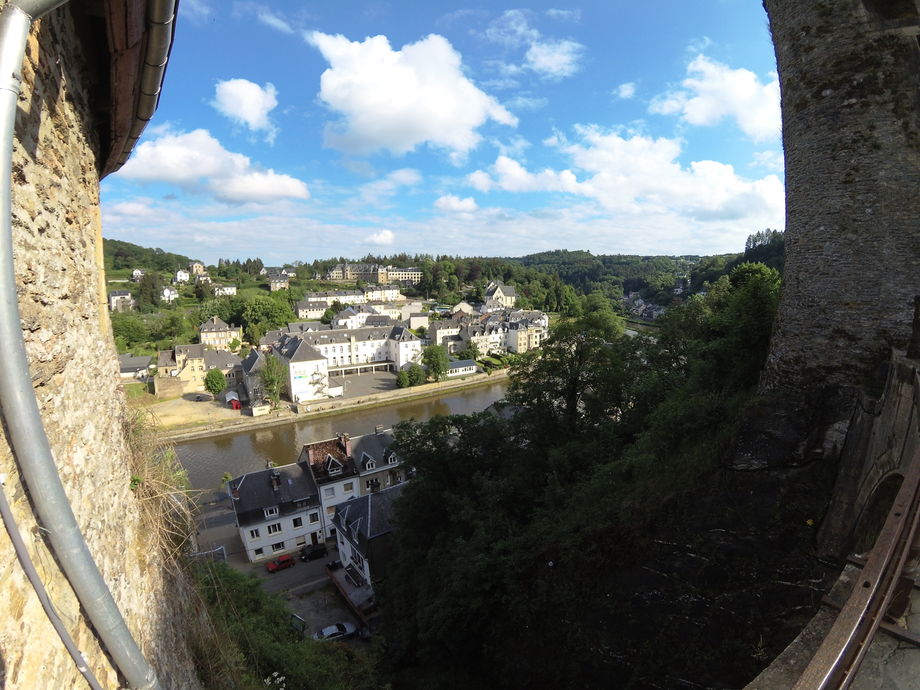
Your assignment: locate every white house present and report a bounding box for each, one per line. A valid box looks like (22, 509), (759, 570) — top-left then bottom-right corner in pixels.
(160, 286), (178, 304)
(131, 268), (146, 282)
(273, 334), (330, 403)
(173, 269), (189, 284)
(363, 284), (400, 302)
(302, 290), (366, 306)
(296, 300), (329, 320)
(108, 290), (135, 312)
(447, 359), (478, 377)
(229, 464), (325, 562)
(214, 285), (237, 297)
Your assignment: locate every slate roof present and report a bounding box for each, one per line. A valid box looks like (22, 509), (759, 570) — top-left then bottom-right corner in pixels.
(229, 462), (321, 524)
(204, 350), (242, 369)
(351, 430), (397, 472)
(363, 315), (394, 327)
(274, 334), (325, 363)
(118, 354), (152, 373)
(241, 348), (265, 375)
(449, 359), (477, 369)
(200, 315), (233, 332)
(109, 289), (132, 297)
(332, 483), (406, 550)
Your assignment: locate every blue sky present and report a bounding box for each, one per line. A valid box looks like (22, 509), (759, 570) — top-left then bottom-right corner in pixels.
(101, 1), (783, 265)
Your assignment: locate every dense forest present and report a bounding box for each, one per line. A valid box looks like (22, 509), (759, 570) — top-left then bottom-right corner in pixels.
(377, 259), (827, 689)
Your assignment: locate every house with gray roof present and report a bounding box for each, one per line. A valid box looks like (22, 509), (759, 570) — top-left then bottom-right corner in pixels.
(199, 315), (242, 350)
(332, 483), (406, 592)
(229, 462), (324, 562)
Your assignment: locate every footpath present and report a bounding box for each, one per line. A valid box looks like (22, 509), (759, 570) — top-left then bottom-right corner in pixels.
(143, 369), (509, 444)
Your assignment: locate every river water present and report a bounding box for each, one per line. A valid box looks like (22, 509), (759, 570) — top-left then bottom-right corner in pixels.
(175, 381), (508, 497)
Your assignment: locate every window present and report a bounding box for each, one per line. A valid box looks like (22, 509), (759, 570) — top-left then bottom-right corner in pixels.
(292, 517), (303, 528)
(264, 506), (279, 518)
(309, 512), (319, 524)
(296, 536), (306, 547)
(249, 528), (260, 539)
(343, 482), (354, 493)
(324, 487), (335, 498)
(267, 522), (282, 535)
(254, 547), (263, 556)
(388, 455), (398, 465)
(366, 460), (375, 470)
(326, 506), (335, 515)
(271, 542), (285, 552)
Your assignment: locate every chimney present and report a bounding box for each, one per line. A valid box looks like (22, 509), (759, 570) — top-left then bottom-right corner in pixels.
(270, 469), (281, 490)
(308, 447), (315, 465)
(342, 433), (351, 456)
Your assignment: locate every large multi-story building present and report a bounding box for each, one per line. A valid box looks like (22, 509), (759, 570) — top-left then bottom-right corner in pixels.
(154, 344), (241, 397)
(199, 316), (242, 349)
(326, 263), (423, 285)
(229, 429), (406, 562)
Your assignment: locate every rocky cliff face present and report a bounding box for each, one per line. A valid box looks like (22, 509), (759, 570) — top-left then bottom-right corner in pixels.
(0, 6), (201, 688)
(761, 0), (920, 396)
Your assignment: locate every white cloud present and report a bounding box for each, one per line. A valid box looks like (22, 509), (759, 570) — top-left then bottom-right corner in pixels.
(484, 9), (539, 47)
(306, 31), (516, 157)
(213, 171), (310, 203)
(505, 95), (548, 111)
(257, 10), (293, 34)
(615, 82), (636, 99)
(546, 8), (581, 22)
(366, 229), (395, 245)
(181, 0), (212, 24)
(435, 195), (478, 213)
(525, 39), (583, 79)
(117, 129), (309, 203)
(469, 126), (784, 225)
(752, 150), (785, 173)
(211, 79), (279, 143)
(483, 10), (585, 80)
(358, 168), (422, 205)
(649, 55), (780, 141)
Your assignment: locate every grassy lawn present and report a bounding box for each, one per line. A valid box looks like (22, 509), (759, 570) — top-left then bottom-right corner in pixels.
(123, 381), (154, 402)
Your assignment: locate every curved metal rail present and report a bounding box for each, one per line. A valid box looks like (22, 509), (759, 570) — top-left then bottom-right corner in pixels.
(793, 444), (920, 689)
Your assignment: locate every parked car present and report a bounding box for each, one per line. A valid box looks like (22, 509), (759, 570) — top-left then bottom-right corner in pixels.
(265, 554), (295, 573)
(300, 543), (328, 561)
(312, 622), (357, 642)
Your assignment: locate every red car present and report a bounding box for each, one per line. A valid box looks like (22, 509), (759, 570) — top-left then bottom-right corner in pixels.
(265, 554), (296, 573)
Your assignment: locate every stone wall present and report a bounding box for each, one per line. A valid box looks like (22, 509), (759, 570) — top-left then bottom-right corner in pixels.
(761, 0), (920, 395)
(0, 6), (201, 688)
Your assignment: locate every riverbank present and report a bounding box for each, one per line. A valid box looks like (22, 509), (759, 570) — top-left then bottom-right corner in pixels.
(156, 369), (509, 443)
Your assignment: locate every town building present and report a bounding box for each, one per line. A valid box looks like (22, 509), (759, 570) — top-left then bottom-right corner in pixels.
(484, 280), (516, 308)
(130, 268), (146, 282)
(447, 360), (478, 377)
(213, 285), (237, 297)
(154, 344), (241, 397)
(229, 464), (324, 563)
(269, 275), (289, 291)
(117, 354), (152, 380)
(295, 300), (329, 320)
(108, 290), (135, 313)
(383, 265), (423, 284)
(160, 286), (178, 304)
(173, 269), (190, 284)
(199, 316), (242, 349)
(363, 284), (401, 301)
(188, 261), (206, 275)
(302, 289), (366, 306)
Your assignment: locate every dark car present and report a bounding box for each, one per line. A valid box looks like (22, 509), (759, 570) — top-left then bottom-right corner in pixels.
(300, 543), (328, 561)
(265, 554), (296, 573)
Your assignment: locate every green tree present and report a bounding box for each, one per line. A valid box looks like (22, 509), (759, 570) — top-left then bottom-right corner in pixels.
(407, 363), (426, 386)
(260, 354), (285, 407)
(204, 368), (227, 396)
(135, 272), (163, 312)
(396, 370), (410, 388)
(421, 345), (449, 382)
(110, 313), (149, 350)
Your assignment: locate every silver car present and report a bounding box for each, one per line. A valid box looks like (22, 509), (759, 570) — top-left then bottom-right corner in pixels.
(312, 622), (357, 641)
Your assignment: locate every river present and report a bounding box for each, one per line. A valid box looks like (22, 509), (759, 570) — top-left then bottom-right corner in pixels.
(175, 381), (508, 498)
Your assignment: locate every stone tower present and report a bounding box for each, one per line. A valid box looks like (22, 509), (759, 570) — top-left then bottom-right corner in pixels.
(760, 0), (920, 395)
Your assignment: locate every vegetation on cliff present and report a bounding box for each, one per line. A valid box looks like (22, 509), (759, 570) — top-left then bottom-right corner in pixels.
(379, 261), (794, 688)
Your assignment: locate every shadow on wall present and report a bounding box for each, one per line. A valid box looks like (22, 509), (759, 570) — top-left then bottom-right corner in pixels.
(851, 471), (904, 554)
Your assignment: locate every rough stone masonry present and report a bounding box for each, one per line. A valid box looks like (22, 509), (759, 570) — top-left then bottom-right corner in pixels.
(0, 5), (201, 688)
(761, 0), (920, 396)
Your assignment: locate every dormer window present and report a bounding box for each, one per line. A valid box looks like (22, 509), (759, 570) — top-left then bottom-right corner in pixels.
(264, 506), (279, 519)
(366, 460), (376, 470)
